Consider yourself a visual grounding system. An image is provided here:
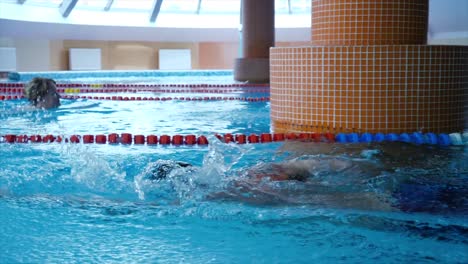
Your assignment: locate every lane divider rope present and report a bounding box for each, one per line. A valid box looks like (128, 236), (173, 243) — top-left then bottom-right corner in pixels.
(0, 133), (209, 145)
(0, 95), (23, 100)
(0, 132), (466, 146)
(0, 94), (270, 102)
(60, 95), (270, 102)
(0, 87), (270, 94)
(0, 83), (269, 89)
(0, 83), (270, 96)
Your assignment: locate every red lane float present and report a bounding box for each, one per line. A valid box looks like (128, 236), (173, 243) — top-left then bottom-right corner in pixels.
(121, 133), (132, 144)
(248, 134), (259, 143)
(235, 134), (246, 144)
(185, 135), (196, 145)
(324, 133), (336, 142)
(224, 133), (234, 143)
(147, 135), (158, 145)
(172, 135), (183, 145)
(159, 135), (171, 145)
(4, 134), (16, 143)
(273, 133), (285, 141)
(108, 133), (119, 144)
(30, 135), (42, 143)
(134, 135), (145, 144)
(197, 135), (209, 145)
(16, 135), (28, 143)
(260, 133), (272, 143)
(96, 134), (107, 144)
(286, 133), (298, 140)
(83, 135), (94, 144)
(43, 135), (56, 143)
(70, 135), (80, 143)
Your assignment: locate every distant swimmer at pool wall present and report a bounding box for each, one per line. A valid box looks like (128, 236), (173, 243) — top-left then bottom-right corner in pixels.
(23, 77), (61, 109)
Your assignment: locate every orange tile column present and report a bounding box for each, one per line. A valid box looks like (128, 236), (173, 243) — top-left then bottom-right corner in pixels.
(234, 0), (275, 83)
(270, 0), (468, 134)
(311, 0), (428, 46)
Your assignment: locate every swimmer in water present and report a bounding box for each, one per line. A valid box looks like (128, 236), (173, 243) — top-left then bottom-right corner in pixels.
(142, 156), (392, 210)
(144, 157), (368, 183)
(143, 142), (466, 213)
(23, 77), (61, 109)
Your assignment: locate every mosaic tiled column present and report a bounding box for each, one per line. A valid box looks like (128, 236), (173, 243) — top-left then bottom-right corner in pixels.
(270, 0), (468, 134)
(311, 0), (428, 46)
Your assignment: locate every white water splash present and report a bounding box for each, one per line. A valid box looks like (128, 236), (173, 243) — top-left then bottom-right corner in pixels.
(133, 135), (253, 201)
(59, 144), (128, 193)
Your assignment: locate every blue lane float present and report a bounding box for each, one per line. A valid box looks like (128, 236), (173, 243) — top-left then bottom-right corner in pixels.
(373, 133), (385, 142)
(347, 133), (359, 143)
(399, 133), (411, 143)
(438, 134), (451, 146)
(359, 133), (373, 143)
(334, 132), (466, 146)
(425, 133), (438, 144)
(410, 132), (424, 145)
(385, 133), (399, 142)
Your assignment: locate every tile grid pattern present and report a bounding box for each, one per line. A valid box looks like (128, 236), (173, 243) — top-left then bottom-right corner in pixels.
(311, 0), (428, 46)
(270, 46), (468, 133)
(270, 0), (468, 134)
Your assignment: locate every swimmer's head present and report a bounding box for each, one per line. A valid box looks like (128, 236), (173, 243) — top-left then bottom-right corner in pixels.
(148, 160), (192, 181)
(24, 77), (60, 109)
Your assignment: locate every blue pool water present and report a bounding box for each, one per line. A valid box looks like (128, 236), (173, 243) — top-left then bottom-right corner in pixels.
(1, 76), (467, 263)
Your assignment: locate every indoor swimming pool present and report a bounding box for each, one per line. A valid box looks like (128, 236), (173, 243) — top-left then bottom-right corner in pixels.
(0, 72), (467, 263)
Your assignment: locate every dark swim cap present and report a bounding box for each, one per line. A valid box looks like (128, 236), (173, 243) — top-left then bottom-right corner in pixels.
(148, 160), (192, 181)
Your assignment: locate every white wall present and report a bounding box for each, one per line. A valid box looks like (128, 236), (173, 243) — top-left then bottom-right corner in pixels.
(0, 37), (15, 47)
(429, 38), (468, 45)
(0, 47), (17, 71)
(14, 39), (51, 71)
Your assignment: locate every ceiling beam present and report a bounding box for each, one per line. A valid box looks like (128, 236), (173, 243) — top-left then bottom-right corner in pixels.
(60, 0), (79, 18)
(17, 0), (27, 4)
(150, 0), (163, 23)
(196, 0), (202, 14)
(104, 0), (113, 11)
(239, 0), (243, 24)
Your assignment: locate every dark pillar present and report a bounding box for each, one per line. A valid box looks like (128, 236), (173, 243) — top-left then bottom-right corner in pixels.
(234, 0), (274, 83)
